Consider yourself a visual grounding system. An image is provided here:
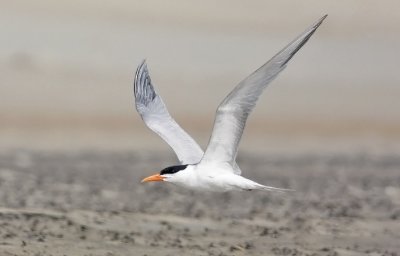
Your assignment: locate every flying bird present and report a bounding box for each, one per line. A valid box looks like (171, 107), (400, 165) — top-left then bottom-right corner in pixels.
(134, 15), (327, 192)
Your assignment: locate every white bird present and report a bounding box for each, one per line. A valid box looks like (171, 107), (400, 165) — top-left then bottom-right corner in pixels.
(135, 15), (327, 192)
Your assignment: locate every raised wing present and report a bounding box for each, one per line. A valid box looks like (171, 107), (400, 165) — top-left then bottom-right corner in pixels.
(134, 60), (204, 164)
(201, 15), (327, 166)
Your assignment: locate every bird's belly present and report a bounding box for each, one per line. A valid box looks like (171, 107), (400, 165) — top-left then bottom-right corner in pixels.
(183, 174), (252, 192)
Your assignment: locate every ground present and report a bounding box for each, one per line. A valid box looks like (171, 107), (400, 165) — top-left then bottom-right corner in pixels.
(0, 150), (399, 255)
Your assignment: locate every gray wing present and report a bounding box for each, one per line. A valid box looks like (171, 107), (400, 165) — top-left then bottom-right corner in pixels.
(201, 15), (327, 166)
(134, 60), (204, 164)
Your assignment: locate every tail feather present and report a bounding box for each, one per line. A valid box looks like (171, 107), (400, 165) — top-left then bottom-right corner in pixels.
(258, 185), (295, 193)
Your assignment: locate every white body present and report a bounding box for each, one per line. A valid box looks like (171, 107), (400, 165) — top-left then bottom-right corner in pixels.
(164, 163), (269, 192)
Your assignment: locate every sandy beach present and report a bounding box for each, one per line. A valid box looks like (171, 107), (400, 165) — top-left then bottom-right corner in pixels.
(0, 150), (399, 255)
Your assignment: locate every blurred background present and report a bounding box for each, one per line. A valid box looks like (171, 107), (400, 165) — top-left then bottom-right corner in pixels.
(1, 3), (400, 254)
(1, 0), (399, 154)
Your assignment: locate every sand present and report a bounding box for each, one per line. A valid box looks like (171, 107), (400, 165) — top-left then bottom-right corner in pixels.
(0, 150), (399, 255)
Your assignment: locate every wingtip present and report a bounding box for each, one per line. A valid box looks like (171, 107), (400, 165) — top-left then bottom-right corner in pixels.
(313, 14), (328, 28)
(133, 58), (157, 106)
(135, 59), (148, 78)
(138, 59), (147, 71)
(134, 59), (148, 95)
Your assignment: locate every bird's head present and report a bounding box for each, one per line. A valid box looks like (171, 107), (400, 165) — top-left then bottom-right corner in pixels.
(141, 164), (189, 183)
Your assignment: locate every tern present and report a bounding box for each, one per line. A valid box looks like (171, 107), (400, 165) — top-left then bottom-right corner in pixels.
(135, 15), (326, 192)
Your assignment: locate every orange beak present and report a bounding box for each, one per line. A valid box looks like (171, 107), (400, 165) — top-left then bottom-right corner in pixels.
(141, 173), (164, 183)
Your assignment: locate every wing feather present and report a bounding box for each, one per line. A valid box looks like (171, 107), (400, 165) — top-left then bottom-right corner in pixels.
(134, 61), (204, 164)
(201, 15), (327, 166)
